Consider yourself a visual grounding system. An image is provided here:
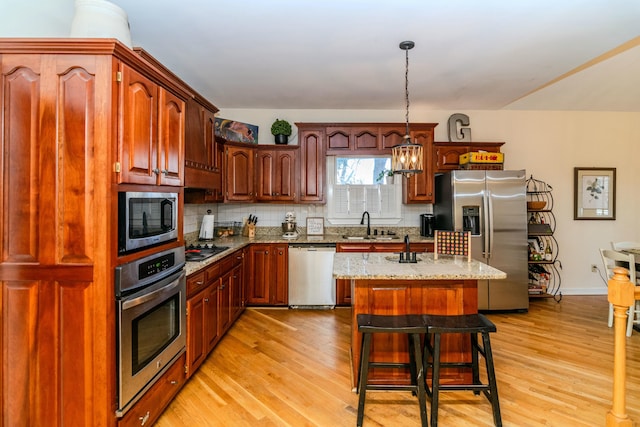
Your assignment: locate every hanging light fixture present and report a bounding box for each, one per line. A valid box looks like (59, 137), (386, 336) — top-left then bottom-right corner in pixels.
(392, 40), (423, 177)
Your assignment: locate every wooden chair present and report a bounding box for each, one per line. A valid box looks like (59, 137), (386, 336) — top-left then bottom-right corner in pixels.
(600, 248), (639, 336)
(433, 230), (471, 262)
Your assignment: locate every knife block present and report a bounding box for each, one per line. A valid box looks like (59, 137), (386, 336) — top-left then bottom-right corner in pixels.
(243, 223), (255, 238)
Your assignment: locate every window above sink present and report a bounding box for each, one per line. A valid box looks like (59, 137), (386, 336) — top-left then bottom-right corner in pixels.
(327, 156), (401, 225)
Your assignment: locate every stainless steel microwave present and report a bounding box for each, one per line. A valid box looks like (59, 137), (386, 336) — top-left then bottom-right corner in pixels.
(118, 192), (178, 254)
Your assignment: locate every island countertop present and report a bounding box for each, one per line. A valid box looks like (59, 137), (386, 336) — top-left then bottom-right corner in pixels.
(333, 252), (507, 280)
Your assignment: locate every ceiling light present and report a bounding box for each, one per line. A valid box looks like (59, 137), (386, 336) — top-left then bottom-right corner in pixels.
(392, 40), (423, 177)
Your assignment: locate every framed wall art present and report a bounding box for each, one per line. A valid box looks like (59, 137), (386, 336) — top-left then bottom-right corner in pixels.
(574, 167), (616, 220)
(306, 217), (325, 235)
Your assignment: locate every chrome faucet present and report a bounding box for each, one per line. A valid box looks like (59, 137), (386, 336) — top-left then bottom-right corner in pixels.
(404, 234), (411, 254)
(360, 211), (371, 236)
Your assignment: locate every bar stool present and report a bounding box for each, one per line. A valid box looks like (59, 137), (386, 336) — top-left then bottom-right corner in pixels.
(422, 314), (501, 427)
(356, 314), (428, 427)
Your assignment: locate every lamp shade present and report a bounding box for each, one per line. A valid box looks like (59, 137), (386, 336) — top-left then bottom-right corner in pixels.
(391, 138), (423, 176)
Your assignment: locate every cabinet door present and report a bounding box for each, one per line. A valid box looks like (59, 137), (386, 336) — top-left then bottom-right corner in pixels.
(119, 64), (158, 185)
(186, 290), (206, 375)
(403, 127), (435, 203)
(231, 260), (244, 321)
(257, 148), (297, 202)
(205, 283), (220, 352)
(218, 271), (232, 335)
(272, 244), (289, 305)
(380, 126), (405, 150)
(246, 244), (271, 304)
(433, 144), (468, 172)
(157, 88), (184, 186)
(225, 145), (254, 201)
(298, 128), (325, 203)
(326, 127), (350, 152)
(353, 127), (378, 150)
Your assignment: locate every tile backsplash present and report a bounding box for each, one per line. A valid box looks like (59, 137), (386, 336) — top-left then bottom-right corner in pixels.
(184, 203), (432, 235)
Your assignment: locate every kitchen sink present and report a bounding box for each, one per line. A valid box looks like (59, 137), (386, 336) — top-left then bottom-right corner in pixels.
(341, 235), (399, 240)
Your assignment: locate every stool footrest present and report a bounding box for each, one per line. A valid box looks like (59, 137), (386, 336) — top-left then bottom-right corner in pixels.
(369, 362), (412, 369)
(366, 384), (421, 392)
(437, 384), (490, 392)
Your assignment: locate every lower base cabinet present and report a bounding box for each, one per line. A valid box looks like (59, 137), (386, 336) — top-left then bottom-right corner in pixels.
(186, 249), (245, 377)
(118, 353), (186, 427)
(246, 243), (288, 306)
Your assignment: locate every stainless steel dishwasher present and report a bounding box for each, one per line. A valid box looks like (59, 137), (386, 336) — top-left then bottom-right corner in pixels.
(288, 243), (336, 308)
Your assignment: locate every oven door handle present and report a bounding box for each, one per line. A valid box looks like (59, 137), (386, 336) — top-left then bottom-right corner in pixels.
(122, 271), (185, 310)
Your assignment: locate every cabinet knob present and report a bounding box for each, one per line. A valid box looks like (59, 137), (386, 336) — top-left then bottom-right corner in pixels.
(170, 380), (178, 385)
(152, 168), (160, 175)
(161, 169), (169, 175)
(204, 298), (209, 302)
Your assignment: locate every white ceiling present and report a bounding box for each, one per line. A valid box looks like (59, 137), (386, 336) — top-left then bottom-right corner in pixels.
(3, 0), (640, 112)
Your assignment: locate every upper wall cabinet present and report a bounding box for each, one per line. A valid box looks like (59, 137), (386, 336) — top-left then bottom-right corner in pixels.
(297, 125), (326, 204)
(297, 122), (437, 204)
(118, 64), (185, 186)
(183, 95), (223, 202)
(401, 124), (438, 204)
(225, 143), (255, 202)
(325, 124), (406, 155)
(256, 145), (298, 202)
(433, 142), (504, 173)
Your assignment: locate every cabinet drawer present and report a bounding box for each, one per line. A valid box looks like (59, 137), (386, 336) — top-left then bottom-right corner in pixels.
(187, 271), (207, 296)
(118, 352), (186, 427)
(204, 263), (221, 284)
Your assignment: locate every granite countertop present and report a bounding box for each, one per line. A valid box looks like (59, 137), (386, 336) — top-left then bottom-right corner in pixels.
(184, 233), (435, 276)
(332, 252), (507, 280)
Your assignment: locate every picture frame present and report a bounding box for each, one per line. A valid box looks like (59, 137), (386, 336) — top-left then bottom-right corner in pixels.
(574, 167), (616, 220)
(306, 217), (325, 236)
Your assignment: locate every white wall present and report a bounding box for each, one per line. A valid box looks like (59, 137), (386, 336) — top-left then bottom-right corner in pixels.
(215, 108), (640, 295)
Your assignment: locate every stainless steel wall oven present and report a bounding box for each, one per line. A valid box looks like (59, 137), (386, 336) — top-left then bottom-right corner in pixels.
(115, 246), (186, 417)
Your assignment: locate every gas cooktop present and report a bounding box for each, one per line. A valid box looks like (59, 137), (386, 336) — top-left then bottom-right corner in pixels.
(185, 243), (230, 262)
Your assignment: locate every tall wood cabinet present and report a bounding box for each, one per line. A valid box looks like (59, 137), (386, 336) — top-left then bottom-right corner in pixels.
(297, 125), (326, 203)
(0, 39), (190, 427)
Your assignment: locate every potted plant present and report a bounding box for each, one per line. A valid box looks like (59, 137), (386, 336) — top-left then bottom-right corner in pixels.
(376, 169), (395, 184)
(271, 119), (292, 145)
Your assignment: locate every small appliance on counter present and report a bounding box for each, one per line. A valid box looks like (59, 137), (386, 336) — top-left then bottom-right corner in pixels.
(420, 213), (435, 237)
(282, 211), (298, 239)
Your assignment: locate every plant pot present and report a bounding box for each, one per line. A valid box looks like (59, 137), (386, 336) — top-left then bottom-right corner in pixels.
(274, 134), (289, 145)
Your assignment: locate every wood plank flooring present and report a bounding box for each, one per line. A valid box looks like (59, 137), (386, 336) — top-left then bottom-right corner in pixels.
(156, 296), (640, 426)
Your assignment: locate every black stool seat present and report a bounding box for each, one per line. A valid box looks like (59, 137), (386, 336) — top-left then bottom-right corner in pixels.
(423, 313), (501, 427)
(356, 314), (428, 427)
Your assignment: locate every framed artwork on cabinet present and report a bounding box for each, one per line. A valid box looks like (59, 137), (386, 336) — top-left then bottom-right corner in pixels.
(574, 167), (616, 220)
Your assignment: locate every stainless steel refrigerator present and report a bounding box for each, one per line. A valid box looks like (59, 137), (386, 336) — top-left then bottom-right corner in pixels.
(434, 170), (528, 311)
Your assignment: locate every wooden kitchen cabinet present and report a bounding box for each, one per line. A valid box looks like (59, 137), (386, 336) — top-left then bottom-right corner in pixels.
(0, 40), (191, 427)
(335, 241), (434, 305)
(246, 243), (288, 305)
(118, 64), (185, 186)
(186, 266), (220, 376)
(225, 143), (255, 202)
(433, 141), (504, 173)
(184, 96), (223, 201)
(324, 124), (406, 154)
(256, 145), (298, 202)
(297, 125), (326, 203)
(117, 353), (186, 427)
(403, 125), (437, 203)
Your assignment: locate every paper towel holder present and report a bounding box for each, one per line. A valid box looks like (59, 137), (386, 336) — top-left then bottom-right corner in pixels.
(199, 209), (215, 240)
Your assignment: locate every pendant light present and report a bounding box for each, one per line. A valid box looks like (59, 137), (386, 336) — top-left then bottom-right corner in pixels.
(392, 40), (423, 177)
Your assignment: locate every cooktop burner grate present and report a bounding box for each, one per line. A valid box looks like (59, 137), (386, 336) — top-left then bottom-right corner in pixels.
(185, 244), (230, 262)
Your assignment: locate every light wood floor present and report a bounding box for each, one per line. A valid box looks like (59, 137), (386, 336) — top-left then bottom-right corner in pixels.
(156, 296), (640, 426)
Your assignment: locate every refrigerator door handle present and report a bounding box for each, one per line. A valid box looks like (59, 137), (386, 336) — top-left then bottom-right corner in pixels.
(482, 192), (490, 257)
(486, 189), (494, 258)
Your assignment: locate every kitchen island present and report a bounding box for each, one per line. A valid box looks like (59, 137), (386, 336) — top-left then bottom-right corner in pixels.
(333, 252), (506, 389)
